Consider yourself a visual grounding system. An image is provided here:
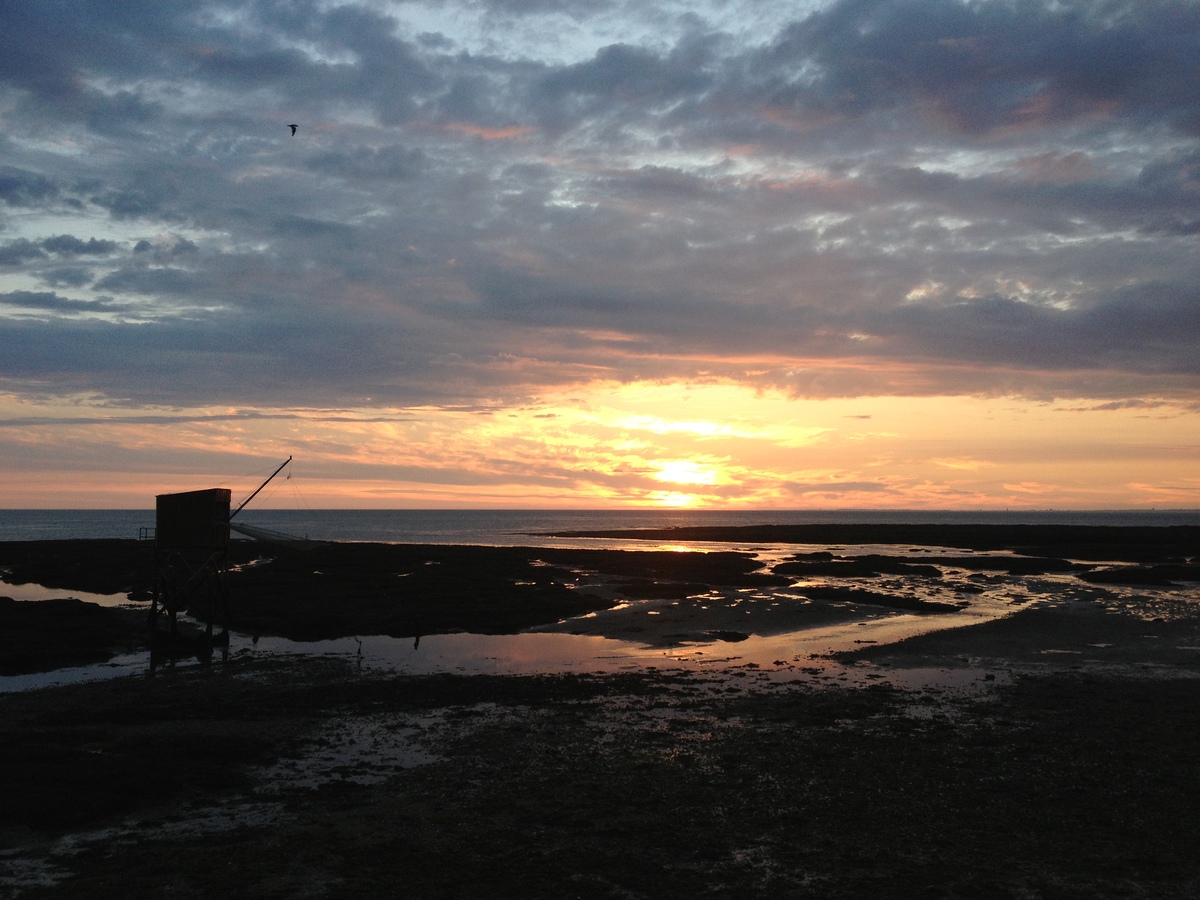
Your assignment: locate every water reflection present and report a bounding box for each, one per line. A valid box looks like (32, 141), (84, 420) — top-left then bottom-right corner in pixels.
(0, 612), (1009, 695)
(0, 580), (134, 608)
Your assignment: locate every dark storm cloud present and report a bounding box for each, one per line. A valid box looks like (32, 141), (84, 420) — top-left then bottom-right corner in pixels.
(0, 0), (1198, 410)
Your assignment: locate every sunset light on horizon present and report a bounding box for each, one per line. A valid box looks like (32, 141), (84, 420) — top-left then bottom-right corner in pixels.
(3, 381), (1195, 509)
(2, 1), (1198, 511)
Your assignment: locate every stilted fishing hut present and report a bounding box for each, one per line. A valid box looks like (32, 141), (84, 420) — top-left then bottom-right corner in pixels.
(150, 487), (232, 640)
(149, 456), (295, 641)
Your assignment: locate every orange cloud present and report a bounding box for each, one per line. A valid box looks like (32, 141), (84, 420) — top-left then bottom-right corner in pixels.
(932, 457), (994, 471)
(1002, 481), (1059, 495)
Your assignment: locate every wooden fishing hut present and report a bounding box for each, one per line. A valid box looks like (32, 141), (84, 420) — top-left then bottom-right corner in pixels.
(148, 457), (294, 643)
(150, 487), (232, 641)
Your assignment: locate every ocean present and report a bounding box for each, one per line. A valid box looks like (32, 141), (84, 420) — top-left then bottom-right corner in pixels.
(2, 507), (1199, 545)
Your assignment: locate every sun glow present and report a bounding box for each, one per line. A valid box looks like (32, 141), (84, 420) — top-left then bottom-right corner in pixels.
(2, 381), (1198, 509)
(652, 491), (702, 508)
(652, 459), (722, 486)
(613, 415), (740, 438)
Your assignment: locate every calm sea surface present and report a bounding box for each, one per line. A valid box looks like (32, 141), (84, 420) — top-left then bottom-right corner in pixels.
(2, 507), (1198, 544)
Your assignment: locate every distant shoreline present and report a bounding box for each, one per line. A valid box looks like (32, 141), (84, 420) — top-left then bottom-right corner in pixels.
(5, 507), (1200, 544)
(544, 522), (1200, 562)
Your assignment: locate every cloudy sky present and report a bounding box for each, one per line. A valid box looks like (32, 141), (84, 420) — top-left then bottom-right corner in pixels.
(1, 0), (1198, 509)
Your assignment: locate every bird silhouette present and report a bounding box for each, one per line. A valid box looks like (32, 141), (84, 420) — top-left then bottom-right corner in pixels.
(289, 124), (298, 136)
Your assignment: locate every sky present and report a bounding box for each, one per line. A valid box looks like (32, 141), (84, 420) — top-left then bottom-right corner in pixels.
(1, 0), (1198, 510)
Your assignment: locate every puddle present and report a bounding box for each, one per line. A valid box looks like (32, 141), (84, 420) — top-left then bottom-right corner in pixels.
(0, 579), (134, 608)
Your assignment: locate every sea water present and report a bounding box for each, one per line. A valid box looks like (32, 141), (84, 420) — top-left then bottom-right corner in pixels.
(3, 507), (1198, 544)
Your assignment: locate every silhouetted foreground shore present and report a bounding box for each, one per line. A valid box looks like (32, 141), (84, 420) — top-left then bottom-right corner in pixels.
(0, 658), (1197, 899)
(2, 527), (1199, 897)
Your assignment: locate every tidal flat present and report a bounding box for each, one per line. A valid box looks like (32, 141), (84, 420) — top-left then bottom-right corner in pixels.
(1, 525), (1198, 898)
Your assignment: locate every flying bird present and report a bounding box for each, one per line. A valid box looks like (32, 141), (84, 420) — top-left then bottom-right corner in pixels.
(289, 124), (298, 136)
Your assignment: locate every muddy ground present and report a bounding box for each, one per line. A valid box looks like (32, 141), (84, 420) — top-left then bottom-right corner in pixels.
(2, 527), (1199, 898)
(1, 539), (789, 669)
(2, 655), (1200, 899)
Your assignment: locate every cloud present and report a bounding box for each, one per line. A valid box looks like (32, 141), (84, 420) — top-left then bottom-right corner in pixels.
(0, 289), (124, 314)
(90, 188), (168, 220)
(306, 144), (425, 180)
(93, 265), (214, 297)
(754, 0), (1200, 138)
(40, 235), (121, 256)
(0, 0), (1197, 416)
(0, 167), (58, 206)
(0, 239), (47, 266)
(785, 480), (891, 494)
(39, 267), (95, 288)
(538, 39), (715, 105)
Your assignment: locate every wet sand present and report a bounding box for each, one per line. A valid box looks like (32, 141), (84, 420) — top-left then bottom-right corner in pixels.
(5, 526), (1196, 671)
(3, 653), (1200, 898)
(2, 528), (1199, 897)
